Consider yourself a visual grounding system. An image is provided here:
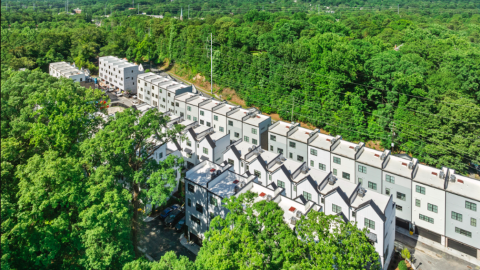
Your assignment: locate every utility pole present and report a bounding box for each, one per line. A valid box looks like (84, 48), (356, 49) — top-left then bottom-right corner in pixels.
(210, 33), (213, 95)
(291, 96), (294, 122)
(397, 4), (399, 15)
(390, 122), (396, 152)
(133, 0), (134, 8)
(138, 3), (139, 14)
(188, 4), (189, 19)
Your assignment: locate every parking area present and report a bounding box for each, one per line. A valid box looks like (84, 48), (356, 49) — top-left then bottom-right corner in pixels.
(138, 216), (196, 262)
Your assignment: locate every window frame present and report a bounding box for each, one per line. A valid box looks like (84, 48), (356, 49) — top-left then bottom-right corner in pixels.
(333, 156), (341, 165)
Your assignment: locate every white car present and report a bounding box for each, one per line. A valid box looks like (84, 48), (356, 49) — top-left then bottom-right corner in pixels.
(132, 95), (137, 99)
(117, 93), (123, 97)
(132, 100), (140, 105)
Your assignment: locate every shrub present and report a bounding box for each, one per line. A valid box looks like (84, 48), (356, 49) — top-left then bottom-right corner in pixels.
(401, 248), (411, 260)
(398, 260), (408, 270)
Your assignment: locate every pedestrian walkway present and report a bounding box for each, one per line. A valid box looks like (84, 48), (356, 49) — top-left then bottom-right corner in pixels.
(179, 233), (200, 256)
(395, 227), (480, 269)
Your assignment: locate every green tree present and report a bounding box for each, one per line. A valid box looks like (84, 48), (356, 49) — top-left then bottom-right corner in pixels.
(122, 251), (195, 270)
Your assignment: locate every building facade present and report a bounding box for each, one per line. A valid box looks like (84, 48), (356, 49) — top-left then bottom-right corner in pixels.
(99, 56), (144, 92)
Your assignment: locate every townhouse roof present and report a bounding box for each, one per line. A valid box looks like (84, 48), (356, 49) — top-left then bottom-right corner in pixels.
(190, 125), (210, 139)
(50, 62), (84, 76)
(356, 148), (387, 169)
(288, 126), (312, 144)
(187, 96), (209, 106)
(308, 133), (335, 151)
(228, 108), (250, 121)
(158, 80), (189, 92)
(178, 119), (194, 128)
(248, 183), (277, 203)
(446, 171), (480, 201)
(331, 140), (359, 159)
(231, 141), (255, 160)
(246, 149), (278, 164)
(209, 171), (251, 199)
(243, 113), (270, 126)
(297, 168), (330, 185)
(275, 195), (314, 229)
(351, 190), (391, 221)
(214, 104), (236, 116)
(412, 164), (446, 190)
(137, 73), (157, 80)
(185, 161), (224, 187)
(209, 132), (227, 142)
(383, 155), (415, 179)
(99, 56), (137, 68)
(319, 178), (357, 198)
(269, 121), (291, 136)
(175, 92), (198, 102)
(200, 99), (222, 111)
(269, 158), (302, 174)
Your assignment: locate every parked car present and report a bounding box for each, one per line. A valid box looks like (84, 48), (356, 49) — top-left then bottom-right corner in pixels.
(117, 92), (123, 97)
(174, 217), (186, 231)
(165, 209), (185, 227)
(132, 100), (140, 105)
(158, 204), (180, 219)
(132, 95), (137, 99)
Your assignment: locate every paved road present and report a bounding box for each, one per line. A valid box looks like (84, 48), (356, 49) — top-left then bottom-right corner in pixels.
(138, 217), (196, 262)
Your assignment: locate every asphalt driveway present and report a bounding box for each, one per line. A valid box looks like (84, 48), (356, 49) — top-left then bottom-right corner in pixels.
(138, 216), (196, 262)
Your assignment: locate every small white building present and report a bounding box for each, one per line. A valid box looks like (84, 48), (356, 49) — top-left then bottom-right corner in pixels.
(330, 140), (364, 183)
(98, 56), (144, 92)
(307, 132), (338, 173)
(222, 139), (255, 175)
(49, 62), (86, 82)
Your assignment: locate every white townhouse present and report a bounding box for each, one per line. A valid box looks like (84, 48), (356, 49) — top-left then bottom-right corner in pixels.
(330, 140), (365, 183)
(355, 147), (391, 193)
(307, 132), (339, 173)
(411, 165), (448, 245)
(268, 158), (304, 199)
(99, 56), (144, 92)
(242, 112), (271, 149)
(445, 170), (480, 259)
(198, 98), (224, 128)
(222, 139), (255, 175)
(268, 121), (298, 155)
(184, 161), (256, 240)
(286, 126), (319, 163)
(226, 107), (251, 142)
(382, 155), (418, 225)
(242, 146), (280, 186)
(212, 104), (238, 136)
(186, 95), (209, 123)
(49, 62), (86, 82)
(174, 93), (201, 119)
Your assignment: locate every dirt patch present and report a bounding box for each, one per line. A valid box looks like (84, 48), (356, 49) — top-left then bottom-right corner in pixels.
(365, 140), (385, 151)
(219, 87), (246, 107)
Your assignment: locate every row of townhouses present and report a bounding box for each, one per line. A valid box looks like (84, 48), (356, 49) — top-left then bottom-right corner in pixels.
(49, 62), (87, 82)
(98, 56), (145, 92)
(184, 159), (396, 269)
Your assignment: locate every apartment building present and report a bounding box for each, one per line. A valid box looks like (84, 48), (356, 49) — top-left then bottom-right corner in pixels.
(49, 62), (86, 82)
(355, 148), (391, 193)
(307, 132), (338, 173)
(225, 107), (251, 142)
(411, 165), (448, 244)
(212, 104), (238, 135)
(184, 161), (256, 239)
(162, 80), (192, 113)
(198, 98), (223, 128)
(445, 170), (480, 258)
(242, 112), (271, 149)
(186, 95), (209, 123)
(330, 140), (364, 183)
(286, 126), (319, 163)
(174, 93), (201, 118)
(98, 56), (144, 92)
(268, 121), (298, 155)
(382, 155), (418, 223)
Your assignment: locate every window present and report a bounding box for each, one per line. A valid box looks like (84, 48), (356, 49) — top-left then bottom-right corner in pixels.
(318, 163), (326, 171)
(219, 127), (224, 132)
(303, 192), (312, 200)
(396, 205), (403, 211)
(277, 148), (283, 154)
(310, 160), (314, 167)
(289, 153), (293, 159)
(244, 136), (249, 142)
(332, 204), (342, 214)
(254, 170), (261, 178)
(210, 196), (218, 206)
(364, 218), (375, 229)
(193, 117), (197, 121)
(386, 175), (395, 184)
(214, 115), (218, 121)
(358, 165), (367, 173)
(427, 203), (438, 213)
(234, 132), (239, 138)
(415, 199), (421, 207)
(188, 184), (195, 193)
(252, 128), (257, 134)
(270, 135), (276, 141)
(297, 155), (304, 162)
(200, 110), (204, 116)
(168, 93), (171, 97)
(176, 102), (179, 107)
(187, 141), (192, 147)
(333, 157), (341, 164)
(191, 215), (200, 225)
(471, 218), (477, 227)
(310, 148), (317, 156)
(250, 138), (257, 145)
(451, 211), (463, 222)
(269, 174), (272, 180)
(203, 147), (208, 154)
(333, 169), (337, 176)
(396, 192), (406, 201)
(289, 141), (296, 148)
(196, 203), (203, 213)
(200, 120), (204, 125)
(187, 106), (191, 111)
(293, 185), (297, 192)
(385, 188), (390, 195)
(419, 214), (434, 224)
(455, 227), (472, 238)
(228, 159), (234, 165)
(187, 115), (191, 120)
(466, 201), (477, 211)
(206, 122), (211, 127)
(368, 181), (377, 190)
(342, 172), (350, 180)
(416, 185), (426, 195)
(188, 199), (191, 207)
(228, 120), (233, 126)
(270, 146), (273, 151)
(352, 211), (356, 217)
(277, 180), (285, 188)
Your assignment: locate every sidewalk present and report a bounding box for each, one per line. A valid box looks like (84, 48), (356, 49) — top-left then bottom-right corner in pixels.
(395, 227), (480, 269)
(179, 233), (200, 255)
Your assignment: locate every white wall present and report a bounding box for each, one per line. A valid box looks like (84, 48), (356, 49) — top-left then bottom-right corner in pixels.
(271, 169), (292, 198)
(199, 108), (213, 128)
(411, 182), (446, 236)
(223, 149), (241, 174)
(213, 135), (230, 164)
(308, 146), (331, 173)
(324, 192), (350, 219)
(355, 204), (386, 269)
(294, 179), (319, 204)
(248, 158), (268, 186)
(331, 155), (355, 183)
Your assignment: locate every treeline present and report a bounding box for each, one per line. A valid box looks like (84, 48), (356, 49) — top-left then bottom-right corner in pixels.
(1, 7), (479, 174)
